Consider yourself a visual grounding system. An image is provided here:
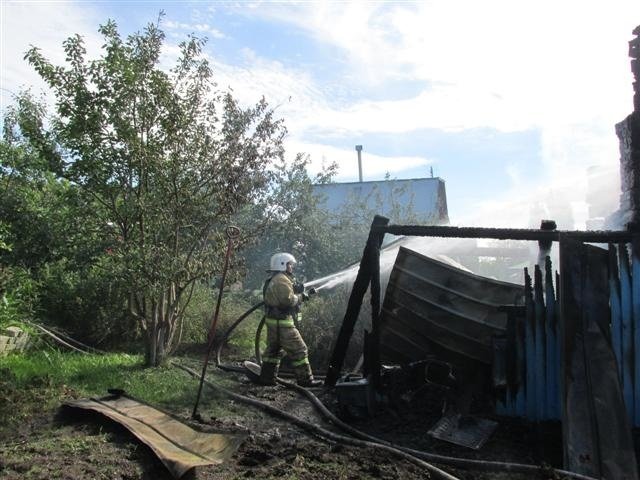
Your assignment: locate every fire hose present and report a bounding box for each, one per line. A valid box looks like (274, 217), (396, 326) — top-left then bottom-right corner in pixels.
(176, 363), (461, 480)
(211, 301), (598, 480)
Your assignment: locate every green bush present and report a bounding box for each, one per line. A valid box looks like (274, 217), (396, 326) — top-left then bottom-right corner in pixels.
(178, 283), (213, 345)
(0, 267), (38, 329)
(179, 284), (264, 357)
(218, 292), (264, 353)
(36, 256), (130, 347)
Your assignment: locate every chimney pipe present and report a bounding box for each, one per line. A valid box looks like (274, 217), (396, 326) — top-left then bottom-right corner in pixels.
(355, 145), (363, 182)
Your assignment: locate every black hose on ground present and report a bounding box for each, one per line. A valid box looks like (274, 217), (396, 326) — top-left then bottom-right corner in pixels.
(213, 303), (597, 480)
(174, 362), (461, 480)
(276, 378), (597, 480)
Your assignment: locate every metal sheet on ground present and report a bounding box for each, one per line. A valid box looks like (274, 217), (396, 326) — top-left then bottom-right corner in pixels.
(428, 414), (498, 450)
(63, 395), (245, 479)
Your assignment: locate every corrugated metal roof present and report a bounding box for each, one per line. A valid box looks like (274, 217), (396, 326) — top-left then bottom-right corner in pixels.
(64, 395), (244, 479)
(380, 247), (524, 365)
(312, 178), (449, 223)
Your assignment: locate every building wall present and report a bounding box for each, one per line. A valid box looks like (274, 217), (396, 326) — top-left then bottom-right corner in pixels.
(312, 177), (449, 224)
(608, 26), (640, 229)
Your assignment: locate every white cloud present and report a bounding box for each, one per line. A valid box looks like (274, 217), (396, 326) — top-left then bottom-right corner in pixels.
(455, 160), (621, 230)
(284, 140), (432, 182)
(3, 1), (637, 229)
(1, 2), (103, 111)
(247, 1), (637, 125)
(164, 20), (225, 39)
(222, 0), (638, 224)
(222, 1), (638, 149)
(205, 50), (327, 129)
(297, 85), (535, 134)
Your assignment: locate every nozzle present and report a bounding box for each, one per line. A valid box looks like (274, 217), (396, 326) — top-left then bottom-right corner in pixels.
(308, 287), (317, 296)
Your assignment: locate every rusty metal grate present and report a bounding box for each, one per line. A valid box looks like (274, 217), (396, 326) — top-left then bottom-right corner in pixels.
(428, 413), (498, 450)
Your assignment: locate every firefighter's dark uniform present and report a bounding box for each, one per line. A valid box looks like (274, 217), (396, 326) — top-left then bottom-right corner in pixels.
(259, 271), (316, 386)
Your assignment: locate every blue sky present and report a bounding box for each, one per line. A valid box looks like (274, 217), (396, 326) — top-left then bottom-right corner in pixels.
(2, 1), (639, 228)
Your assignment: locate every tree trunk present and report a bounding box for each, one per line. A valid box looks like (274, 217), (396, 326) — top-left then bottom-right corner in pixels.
(145, 299), (158, 366)
(143, 292), (173, 367)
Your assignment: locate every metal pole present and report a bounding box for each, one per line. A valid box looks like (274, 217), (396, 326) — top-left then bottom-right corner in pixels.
(356, 145), (363, 183)
(192, 226), (240, 419)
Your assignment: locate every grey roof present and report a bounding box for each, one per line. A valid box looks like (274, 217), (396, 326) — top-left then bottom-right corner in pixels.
(312, 177), (449, 223)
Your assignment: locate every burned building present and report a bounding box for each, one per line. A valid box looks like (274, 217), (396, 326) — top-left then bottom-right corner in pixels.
(612, 24), (640, 228)
(324, 26), (640, 480)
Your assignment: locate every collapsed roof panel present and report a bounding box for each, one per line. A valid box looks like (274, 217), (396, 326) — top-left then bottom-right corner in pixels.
(380, 247), (524, 365)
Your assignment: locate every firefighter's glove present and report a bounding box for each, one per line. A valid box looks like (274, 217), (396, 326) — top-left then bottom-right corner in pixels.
(301, 288), (316, 302)
(293, 282), (304, 294)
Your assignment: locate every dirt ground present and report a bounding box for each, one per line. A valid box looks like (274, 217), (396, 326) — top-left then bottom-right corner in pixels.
(0, 360), (574, 480)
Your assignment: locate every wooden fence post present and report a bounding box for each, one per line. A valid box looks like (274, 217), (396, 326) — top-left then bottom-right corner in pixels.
(324, 215), (389, 387)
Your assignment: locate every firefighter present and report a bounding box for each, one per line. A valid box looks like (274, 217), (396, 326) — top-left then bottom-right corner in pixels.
(259, 252), (322, 387)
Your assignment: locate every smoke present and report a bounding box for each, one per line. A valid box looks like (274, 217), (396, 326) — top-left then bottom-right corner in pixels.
(303, 150), (625, 293)
(307, 235), (506, 292)
(453, 163), (619, 231)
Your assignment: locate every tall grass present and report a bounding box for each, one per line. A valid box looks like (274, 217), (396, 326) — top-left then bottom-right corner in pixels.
(0, 350), (237, 429)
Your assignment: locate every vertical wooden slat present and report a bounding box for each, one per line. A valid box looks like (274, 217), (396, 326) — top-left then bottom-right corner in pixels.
(560, 238), (638, 479)
(499, 305), (527, 417)
(515, 308), (527, 417)
(507, 308), (519, 416)
(609, 245), (623, 376)
(534, 264), (547, 420)
(556, 270), (563, 422)
(496, 306), (524, 417)
(545, 256), (559, 419)
(619, 243), (635, 423)
(524, 268), (537, 420)
(632, 236), (640, 428)
(495, 329), (511, 416)
(609, 244), (626, 418)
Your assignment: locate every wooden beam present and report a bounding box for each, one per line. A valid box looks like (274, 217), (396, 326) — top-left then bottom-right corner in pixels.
(369, 228), (384, 389)
(324, 215), (389, 387)
(374, 224), (636, 243)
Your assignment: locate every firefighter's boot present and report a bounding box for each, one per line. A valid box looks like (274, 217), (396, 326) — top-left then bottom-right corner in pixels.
(258, 362), (278, 386)
(295, 363), (322, 388)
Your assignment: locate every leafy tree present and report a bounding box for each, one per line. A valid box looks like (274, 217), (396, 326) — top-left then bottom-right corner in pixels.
(237, 153), (338, 287)
(238, 163), (448, 291)
(324, 178), (441, 269)
(1, 92), (126, 339)
(0, 222), (13, 314)
(25, 17), (288, 366)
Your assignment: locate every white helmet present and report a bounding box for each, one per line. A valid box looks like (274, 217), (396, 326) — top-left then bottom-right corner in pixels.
(270, 253), (296, 272)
